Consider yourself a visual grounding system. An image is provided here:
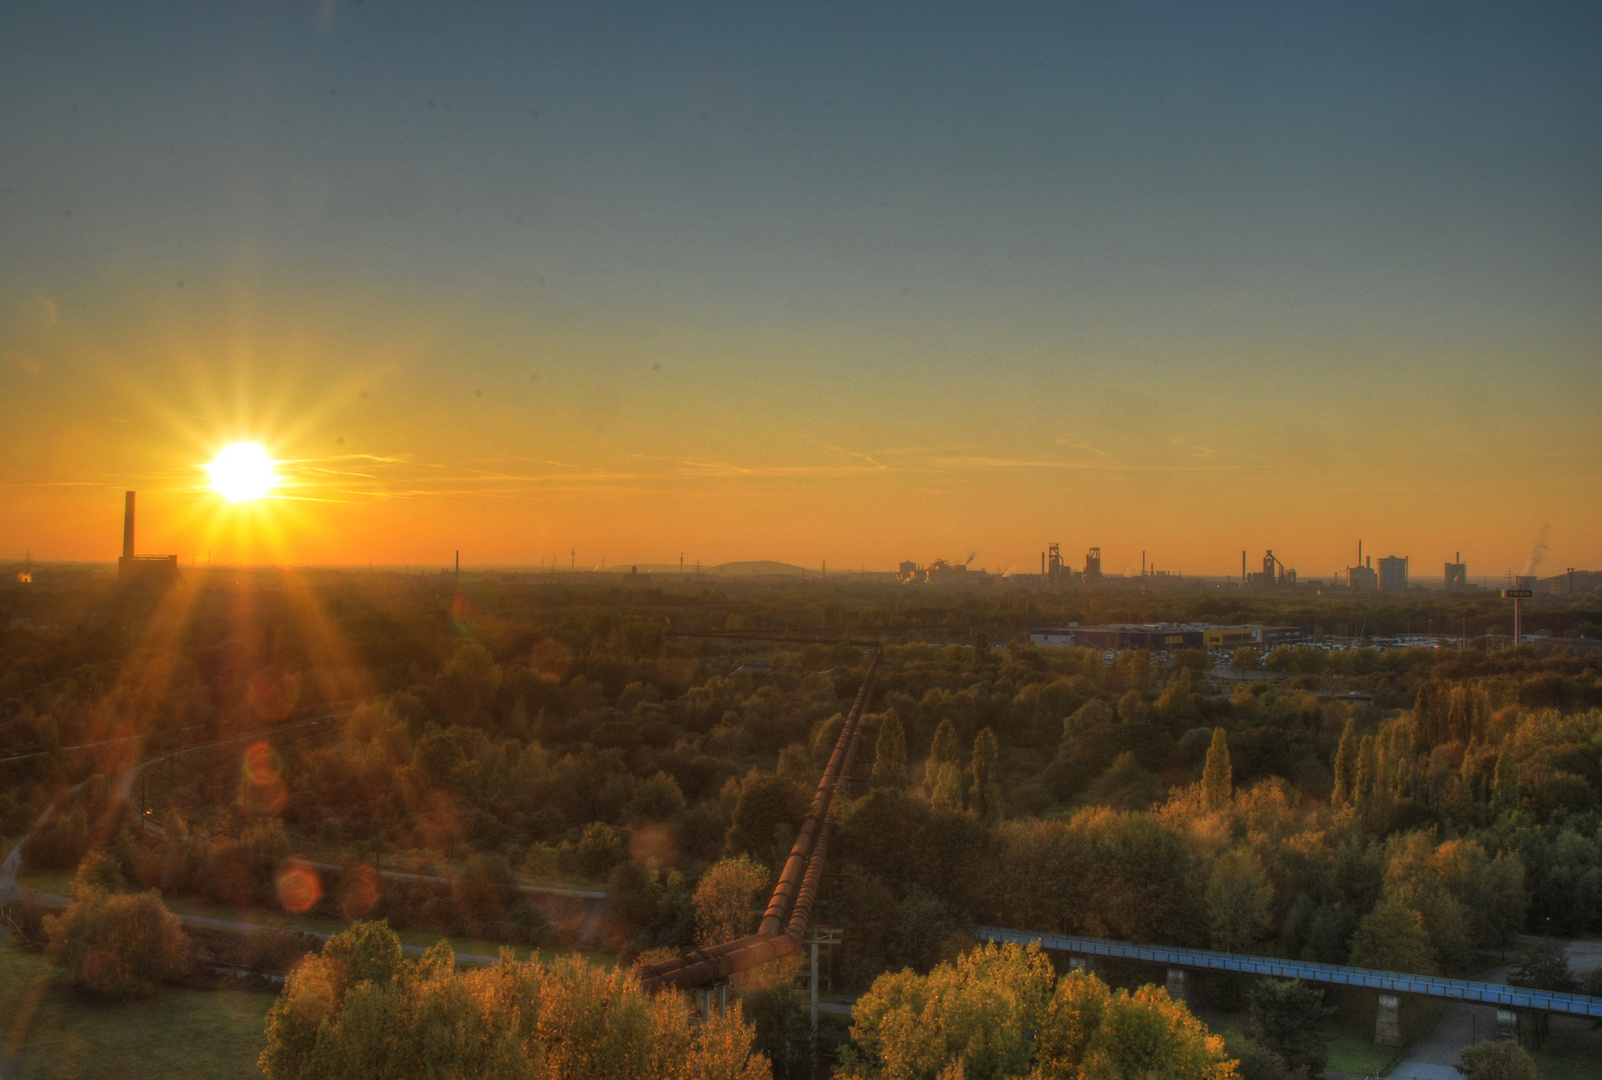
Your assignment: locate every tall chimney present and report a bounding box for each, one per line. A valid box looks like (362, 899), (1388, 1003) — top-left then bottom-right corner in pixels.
(123, 491), (136, 558)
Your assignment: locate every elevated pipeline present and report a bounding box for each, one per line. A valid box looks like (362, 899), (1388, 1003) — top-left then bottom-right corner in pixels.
(638, 650), (880, 992)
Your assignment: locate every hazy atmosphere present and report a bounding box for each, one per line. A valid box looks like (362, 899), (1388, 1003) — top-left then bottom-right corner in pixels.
(3, 2), (1598, 573)
(5, 7), (1602, 1080)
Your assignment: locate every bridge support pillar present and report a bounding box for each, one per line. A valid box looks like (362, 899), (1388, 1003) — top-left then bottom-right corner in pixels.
(1068, 956), (1088, 973)
(1496, 1009), (1517, 1041)
(1165, 967), (1188, 1003)
(1375, 994), (1401, 1046)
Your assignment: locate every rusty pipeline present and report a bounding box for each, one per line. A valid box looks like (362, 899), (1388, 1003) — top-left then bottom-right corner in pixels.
(638, 649), (880, 993)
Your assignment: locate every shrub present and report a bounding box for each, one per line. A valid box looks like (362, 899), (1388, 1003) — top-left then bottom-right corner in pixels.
(22, 806), (89, 871)
(43, 890), (190, 998)
(1, 898), (53, 950)
(72, 849), (125, 898)
(1459, 1039), (1537, 1080)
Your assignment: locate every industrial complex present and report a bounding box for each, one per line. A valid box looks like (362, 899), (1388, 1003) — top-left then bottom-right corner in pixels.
(116, 491), (180, 583)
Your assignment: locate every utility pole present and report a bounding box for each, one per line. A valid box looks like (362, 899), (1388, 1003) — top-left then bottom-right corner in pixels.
(571, 549), (575, 570)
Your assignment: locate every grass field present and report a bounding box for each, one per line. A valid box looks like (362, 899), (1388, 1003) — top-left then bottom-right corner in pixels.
(0, 945), (273, 1080)
(1325, 1034), (1398, 1075)
(1530, 1016), (1602, 1080)
(1193, 1003), (1405, 1077)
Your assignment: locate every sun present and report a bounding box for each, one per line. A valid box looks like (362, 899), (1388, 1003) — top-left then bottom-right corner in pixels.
(207, 443), (278, 502)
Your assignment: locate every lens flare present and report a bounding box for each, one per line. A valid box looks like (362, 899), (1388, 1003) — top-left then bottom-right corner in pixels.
(240, 740), (289, 816)
(275, 863), (323, 914)
(206, 442), (277, 502)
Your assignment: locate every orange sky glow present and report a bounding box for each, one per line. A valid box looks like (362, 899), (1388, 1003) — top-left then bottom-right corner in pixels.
(2, 5), (1598, 580)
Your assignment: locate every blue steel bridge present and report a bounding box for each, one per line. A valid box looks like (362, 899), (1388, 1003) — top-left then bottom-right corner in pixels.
(975, 926), (1602, 1020)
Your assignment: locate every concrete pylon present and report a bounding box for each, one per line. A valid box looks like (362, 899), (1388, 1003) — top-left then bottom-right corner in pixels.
(1165, 967), (1189, 1003)
(1496, 1009), (1518, 1041)
(1375, 993), (1402, 1046)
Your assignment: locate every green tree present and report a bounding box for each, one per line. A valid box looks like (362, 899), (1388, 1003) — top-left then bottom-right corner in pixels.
(1116, 689), (1148, 724)
(1352, 734), (1377, 826)
(43, 890), (189, 999)
(926, 717), (964, 814)
(930, 762), (965, 815)
(72, 849), (125, 898)
(1508, 940), (1578, 993)
(1231, 647), (1260, 676)
(693, 856), (770, 948)
(1348, 900), (1438, 975)
(451, 852), (517, 937)
(925, 718), (960, 787)
(1247, 979), (1331, 1076)
(872, 711), (908, 791)
(838, 941), (1234, 1080)
(1459, 1040), (1537, 1080)
(969, 727), (1000, 825)
(435, 640), (503, 723)
(1491, 747), (1520, 815)
(1202, 727), (1233, 811)
(625, 771), (687, 822)
(1331, 720), (1358, 810)
(724, 770), (808, 866)
(1206, 848), (1274, 953)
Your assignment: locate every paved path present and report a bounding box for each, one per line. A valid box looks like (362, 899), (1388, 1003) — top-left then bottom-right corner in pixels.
(16, 887), (507, 967)
(0, 781), (88, 906)
(1390, 938), (1602, 1080)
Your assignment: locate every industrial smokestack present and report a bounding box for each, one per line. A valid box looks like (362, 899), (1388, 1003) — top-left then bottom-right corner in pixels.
(123, 491), (136, 558)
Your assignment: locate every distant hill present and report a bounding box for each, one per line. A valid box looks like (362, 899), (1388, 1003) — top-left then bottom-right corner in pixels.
(708, 560), (813, 577)
(621, 560), (814, 577)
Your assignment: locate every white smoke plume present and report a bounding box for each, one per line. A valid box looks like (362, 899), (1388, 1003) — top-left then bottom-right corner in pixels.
(1522, 523), (1551, 577)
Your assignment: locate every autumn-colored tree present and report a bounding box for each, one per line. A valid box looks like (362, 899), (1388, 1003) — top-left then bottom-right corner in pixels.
(1330, 719), (1358, 810)
(44, 890), (189, 998)
(872, 711), (908, 791)
(839, 941), (1235, 1080)
(1202, 727), (1233, 811)
(969, 727), (1000, 825)
(693, 856), (770, 947)
(260, 922), (771, 1080)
